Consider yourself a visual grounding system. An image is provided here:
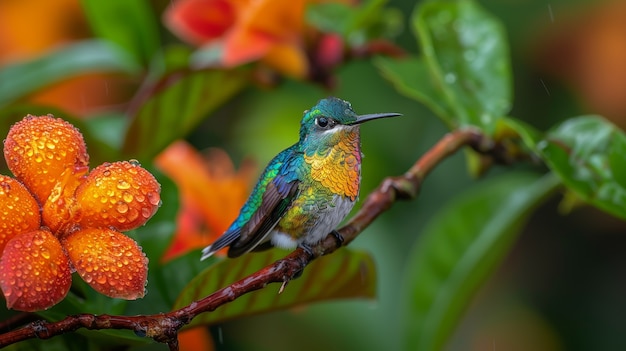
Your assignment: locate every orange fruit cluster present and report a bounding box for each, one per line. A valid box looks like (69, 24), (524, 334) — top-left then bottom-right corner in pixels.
(0, 115), (161, 311)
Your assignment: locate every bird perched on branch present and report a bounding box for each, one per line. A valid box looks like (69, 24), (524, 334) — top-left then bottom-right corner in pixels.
(201, 97), (400, 259)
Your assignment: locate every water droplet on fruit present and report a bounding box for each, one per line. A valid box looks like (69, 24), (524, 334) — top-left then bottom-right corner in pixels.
(122, 192), (133, 203)
(116, 202), (129, 214)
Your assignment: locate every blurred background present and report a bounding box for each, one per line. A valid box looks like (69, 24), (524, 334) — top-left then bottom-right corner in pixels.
(1, 0), (625, 350)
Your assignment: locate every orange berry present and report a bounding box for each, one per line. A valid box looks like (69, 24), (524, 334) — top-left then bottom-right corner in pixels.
(75, 161), (161, 231)
(3, 115), (89, 204)
(63, 227), (148, 300)
(0, 175), (41, 254)
(0, 229), (72, 311)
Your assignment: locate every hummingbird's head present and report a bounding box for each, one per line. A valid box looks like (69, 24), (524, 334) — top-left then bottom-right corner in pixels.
(299, 97), (400, 142)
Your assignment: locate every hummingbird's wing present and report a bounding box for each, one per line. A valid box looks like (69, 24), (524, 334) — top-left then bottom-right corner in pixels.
(227, 175), (299, 257)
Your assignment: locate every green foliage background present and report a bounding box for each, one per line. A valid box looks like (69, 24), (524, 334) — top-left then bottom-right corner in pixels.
(1, 0), (625, 350)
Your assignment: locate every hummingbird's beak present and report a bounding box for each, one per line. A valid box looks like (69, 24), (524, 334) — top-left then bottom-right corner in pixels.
(350, 112), (402, 125)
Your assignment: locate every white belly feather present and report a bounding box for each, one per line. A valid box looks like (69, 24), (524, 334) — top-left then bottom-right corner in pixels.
(270, 195), (356, 249)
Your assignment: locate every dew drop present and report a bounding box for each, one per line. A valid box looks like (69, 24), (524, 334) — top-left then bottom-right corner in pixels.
(127, 209), (139, 222)
(147, 192), (160, 206)
(444, 73), (457, 84)
(141, 208), (152, 219)
(117, 180), (131, 190)
(116, 202), (129, 214)
(122, 192), (134, 203)
(96, 275), (107, 285)
(41, 250), (50, 260)
(33, 236), (44, 246)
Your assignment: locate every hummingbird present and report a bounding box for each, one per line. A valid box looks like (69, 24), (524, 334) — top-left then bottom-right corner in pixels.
(201, 97), (400, 260)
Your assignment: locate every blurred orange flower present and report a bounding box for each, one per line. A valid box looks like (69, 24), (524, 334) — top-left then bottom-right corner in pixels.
(0, 0), (130, 116)
(155, 141), (256, 261)
(532, 0), (626, 127)
(0, 115), (161, 311)
(164, 0), (343, 79)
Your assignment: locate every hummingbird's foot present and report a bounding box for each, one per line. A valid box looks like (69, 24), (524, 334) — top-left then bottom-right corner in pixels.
(330, 230), (345, 245)
(289, 244), (314, 281)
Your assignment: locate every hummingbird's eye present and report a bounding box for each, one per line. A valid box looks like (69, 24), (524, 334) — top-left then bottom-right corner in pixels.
(315, 116), (334, 129)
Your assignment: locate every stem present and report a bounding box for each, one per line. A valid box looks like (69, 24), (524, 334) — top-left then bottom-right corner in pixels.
(0, 128), (491, 350)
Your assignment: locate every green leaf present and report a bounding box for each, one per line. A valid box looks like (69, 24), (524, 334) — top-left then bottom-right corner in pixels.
(0, 40), (141, 109)
(153, 250), (208, 306)
(496, 116), (543, 152)
(539, 115), (626, 220)
(375, 56), (455, 127)
(122, 68), (250, 161)
(414, 0), (512, 132)
(81, 0), (161, 67)
(307, 0), (402, 44)
(404, 172), (559, 350)
(378, 0), (511, 132)
(307, 3), (353, 34)
(174, 248), (377, 328)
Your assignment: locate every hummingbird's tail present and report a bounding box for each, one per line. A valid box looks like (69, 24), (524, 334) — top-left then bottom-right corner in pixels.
(200, 228), (241, 260)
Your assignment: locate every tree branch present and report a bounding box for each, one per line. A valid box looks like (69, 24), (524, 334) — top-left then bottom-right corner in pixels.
(0, 128), (494, 350)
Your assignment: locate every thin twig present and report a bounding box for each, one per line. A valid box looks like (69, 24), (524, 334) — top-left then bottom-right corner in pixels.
(0, 128), (491, 349)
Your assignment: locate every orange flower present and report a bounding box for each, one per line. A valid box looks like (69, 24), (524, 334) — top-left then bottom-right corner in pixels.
(164, 0), (331, 78)
(0, 0), (131, 116)
(155, 141), (255, 261)
(0, 115), (161, 311)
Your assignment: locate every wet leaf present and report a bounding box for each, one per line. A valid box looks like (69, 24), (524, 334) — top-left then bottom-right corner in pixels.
(174, 248), (376, 328)
(539, 115), (626, 219)
(404, 172), (559, 350)
(377, 0), (511, 134)
(414, 0), (512, 132)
